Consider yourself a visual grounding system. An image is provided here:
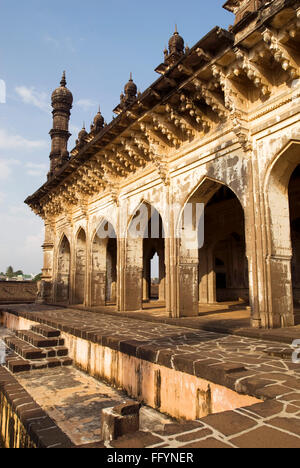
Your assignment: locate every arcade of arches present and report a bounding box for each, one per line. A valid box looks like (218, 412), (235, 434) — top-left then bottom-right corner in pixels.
(48, 147), (300, 330)
(26, 1), (300, 329)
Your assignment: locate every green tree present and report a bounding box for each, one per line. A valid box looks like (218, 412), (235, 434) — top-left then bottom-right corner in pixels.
(6, 266), (14, 278)
(14, 270), (23, 276)
(33, 273), (42, 282)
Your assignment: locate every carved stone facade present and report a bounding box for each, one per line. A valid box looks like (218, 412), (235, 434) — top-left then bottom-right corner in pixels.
(26, 0), (300, 329)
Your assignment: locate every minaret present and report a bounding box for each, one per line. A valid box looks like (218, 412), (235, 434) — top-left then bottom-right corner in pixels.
(48, 71), (73, 179)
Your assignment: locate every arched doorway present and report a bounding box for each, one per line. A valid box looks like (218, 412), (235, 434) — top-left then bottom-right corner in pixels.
(289, 164), (300, 322)
(74, 228), (87, 305)
(125, 202), (165, 311)
(266, 141), (300, 328)
(56, 235), (70, 303)
(178, 179), (249, 317)
(91, 220), (117, 307)
(204, 186), (249, 304)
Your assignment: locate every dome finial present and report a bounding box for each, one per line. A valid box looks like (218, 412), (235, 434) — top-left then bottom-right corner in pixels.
(168, 26), (184, 56)
(60, 71), (67, 87)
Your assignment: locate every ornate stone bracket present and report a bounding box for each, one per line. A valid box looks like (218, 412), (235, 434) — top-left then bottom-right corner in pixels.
(148, 140), (170, 186)
(233, 47), (271, 97)
(192, 78), (228, 120)
(262, 27), (299, 81)
(102, 170), (120, 206)
(212, 64), (252, 153)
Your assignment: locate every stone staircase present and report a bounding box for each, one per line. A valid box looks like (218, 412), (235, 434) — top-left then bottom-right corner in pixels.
(3, 324), (73, 373)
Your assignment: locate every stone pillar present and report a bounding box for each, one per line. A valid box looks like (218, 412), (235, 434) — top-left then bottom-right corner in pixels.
(123, 238), (143, 311)
(164, 236), (173, 316)
(143, 256), (150, 301)
(207, 248), (216, 304)
(267, 253), (294, 328)
(56, 236), (71, 304)
(248, 142), (296, 328)
(118, 237), (125, 311)
(158, 251), (166, 301)
(91, 238), (107, 307)
(198, 248), (210, 304)
(74, 231), (87, 305)
(177, 226), (199, 316)
(40, 219), (55, 303)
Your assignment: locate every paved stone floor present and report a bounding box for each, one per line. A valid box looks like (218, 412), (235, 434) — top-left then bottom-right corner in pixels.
(73, 301), (300, 343)
(14, 366), (173, 446)
(2, 304), (300, 447)
(74, 300), (252, 333)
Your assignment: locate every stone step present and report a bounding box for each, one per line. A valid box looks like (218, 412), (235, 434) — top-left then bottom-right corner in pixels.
(4, 352), (73, 374)
(31, 324), (61, 338)
(4, 336), (69, 360)
(5, 352), (31, 373)
(16, 330), (64, 348)
(4, 336), (46, 360)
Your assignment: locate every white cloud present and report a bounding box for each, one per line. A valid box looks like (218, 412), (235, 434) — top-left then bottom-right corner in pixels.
(8, 205), (29, 215)
(0, 158), (20, 181)
(24, 228), (44, 253)
(15, 86), (50, 112)
(0, 128), (47, 151)
(0, 210), (44, 275)
(25, 162), (47, 177)
(70, 124), (81, 135)
(44, 34), (60, 48)
(44, 35), (76, 54)
(76, 99), (97, 111)
(0, 191), (6, 204)
(0, 79), (6, 104)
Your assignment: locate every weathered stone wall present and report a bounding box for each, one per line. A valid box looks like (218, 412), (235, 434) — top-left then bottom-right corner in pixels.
(2, 310), (260, 421)
(0, 366), (73, 448)
(32, 2), (300, 329)
(0, 282), (37, 304)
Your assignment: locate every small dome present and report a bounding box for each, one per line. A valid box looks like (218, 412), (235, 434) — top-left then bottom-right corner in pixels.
(93, 108), (104, 127)
(51, 71), (73, 106)
(168, 27), (184, 55)
(78, 126), (88, 140)
(124, 74), (137, 97)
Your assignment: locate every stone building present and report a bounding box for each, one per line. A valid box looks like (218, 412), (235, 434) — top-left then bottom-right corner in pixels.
(26, 0), (300, 329)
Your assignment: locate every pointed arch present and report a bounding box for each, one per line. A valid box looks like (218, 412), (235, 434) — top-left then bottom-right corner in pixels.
(127, 200), (165, 241)
(74, 227), (87, 305)
(263, 139), (300, 328)
(175, 176), (243, 238)
(123, 200), (166, 311)
(56, 234), (71, 303)
(75, 226), (87, 241)
(58, 232), (71, 250)
(176, 176), (248, 317)
(91, 217), (117, 307)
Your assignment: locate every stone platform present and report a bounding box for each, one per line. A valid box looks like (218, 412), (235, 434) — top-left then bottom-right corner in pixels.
(72, 301), (300, 345)
(1, 304), (300, 448)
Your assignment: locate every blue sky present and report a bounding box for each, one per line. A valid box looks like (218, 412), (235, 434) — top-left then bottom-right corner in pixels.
(0, 0), (233, 275)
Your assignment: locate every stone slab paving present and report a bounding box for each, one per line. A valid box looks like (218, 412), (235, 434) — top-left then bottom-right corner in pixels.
(72, 302), (300, 345)
(1, 304), (300, 447)
(15, 366), (173, 446)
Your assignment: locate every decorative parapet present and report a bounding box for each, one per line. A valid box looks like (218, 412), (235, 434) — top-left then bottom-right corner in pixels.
(0, 282), (37, 304)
